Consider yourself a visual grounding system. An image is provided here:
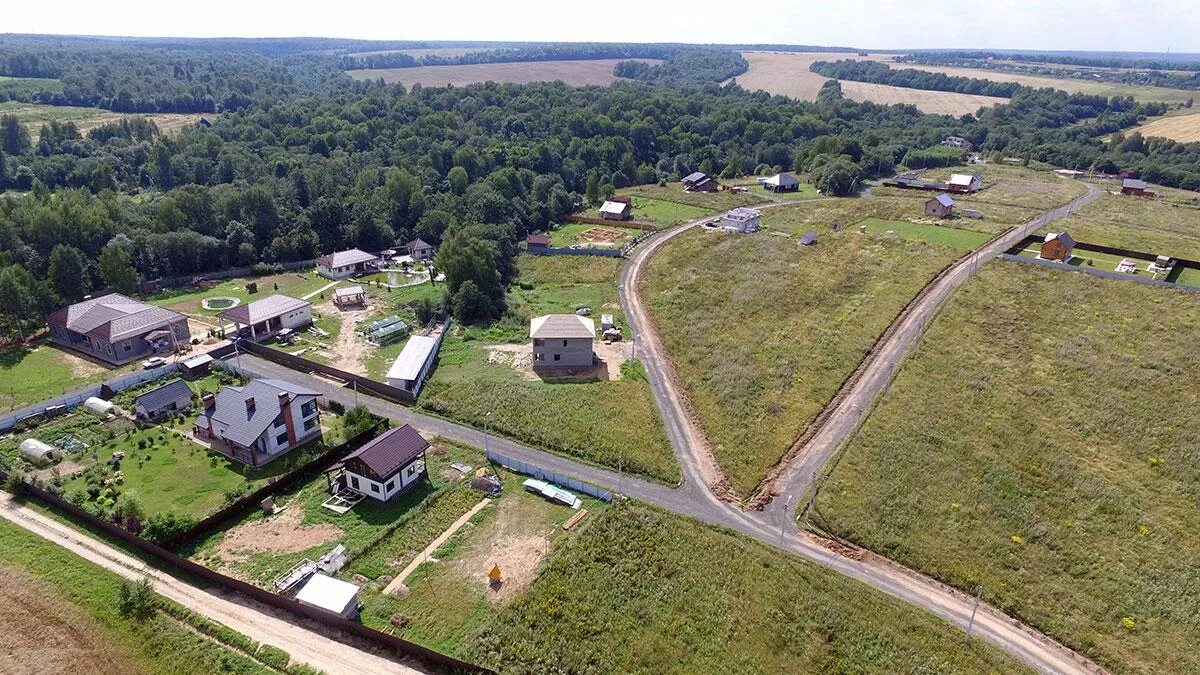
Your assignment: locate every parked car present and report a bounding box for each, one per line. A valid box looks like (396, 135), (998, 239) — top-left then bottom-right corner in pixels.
(141, 357), (166, 369)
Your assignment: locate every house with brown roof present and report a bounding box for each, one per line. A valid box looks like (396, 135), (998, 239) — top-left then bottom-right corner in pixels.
(531, 314), (595, 368)
(1121, 178), (1154, 197)
(315, 249), (380, 279)
(341, 425), (429, 501)
(47, 293), (190, 366)
(1039, 232), (1076, 263)
(526, 233), (552, 250)
(218, 294), (312, 342)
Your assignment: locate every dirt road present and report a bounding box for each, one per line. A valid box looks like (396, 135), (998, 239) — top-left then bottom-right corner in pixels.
(0, 493), (426, 675)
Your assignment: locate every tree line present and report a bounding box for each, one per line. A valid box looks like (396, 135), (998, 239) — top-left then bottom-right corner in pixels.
(809, 60), (1025, 98)
(896, 53), (1200, 92)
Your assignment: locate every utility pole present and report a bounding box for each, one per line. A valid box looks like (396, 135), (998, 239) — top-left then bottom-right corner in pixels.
(483, 411), (492, 457)
(778, 493), (793, 548)
(353, 379), (359, 408)
(803, 471), (819, 521)
(965, 584), (984, 643)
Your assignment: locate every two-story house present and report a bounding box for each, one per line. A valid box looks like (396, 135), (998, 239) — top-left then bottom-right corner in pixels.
(193, 378), (322, 467)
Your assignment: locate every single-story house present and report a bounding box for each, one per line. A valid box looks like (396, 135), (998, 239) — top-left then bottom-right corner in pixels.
(315, 249), (380, 280)
(333, 285), (366, 308)
(946, 172), (983, 193)
(385, 335), (440, 396)
(799, 231), (818, 246)
(179, 353), (213, 378)
(47, 294), (190, 366)
(940, 136), (973, 152)
(1121, 178), (1154, 197)
(295, 574), (361, 619)
(193, 378), (322, 467)
(1149, 254), (1174, 274)
(526, 233), (552, 250)
(681, 171), (718, 192)
(1039, 231), (1076, 263)
(531, 314), (595, 368)
(406, 238), (435, 261)
(722, 207), (762, 233)
(599, 200), (632, 220)
(924, 194), (956, 218)
(134, 378), (193, 420)
(341, 424), (429, 502)
(763, 173), (800, 193)
(219, 294), (312, 342)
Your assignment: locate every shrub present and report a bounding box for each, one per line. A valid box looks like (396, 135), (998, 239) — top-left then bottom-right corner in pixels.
(256, 645), (291, 670)
(117, 578), (157, 620)
(141, 512), (198, 545)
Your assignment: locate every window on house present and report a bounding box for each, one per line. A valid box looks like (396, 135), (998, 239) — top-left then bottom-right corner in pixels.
(274, 415), (286, 428)
(553, 354), (560, 361)
(275, 432), (288, 446)
(562, 340), (568, 347)
(370, 483), (379, 493)
(301, 400), (316, 417)
(304, 417), (318, 431)
(386, 479), (395, 490)
(123, 342), (132, 352)
(350, 476), (359, 489)
(406, 465), (415, 476)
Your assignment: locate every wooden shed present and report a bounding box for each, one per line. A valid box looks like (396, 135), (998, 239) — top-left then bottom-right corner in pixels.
(924, 194), (956, 218)
(1039, 232), (1076, 263)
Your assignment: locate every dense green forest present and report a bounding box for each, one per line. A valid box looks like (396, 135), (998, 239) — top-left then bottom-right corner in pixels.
(810, 59), (1025, 97)
(1, 37), (1200, 338)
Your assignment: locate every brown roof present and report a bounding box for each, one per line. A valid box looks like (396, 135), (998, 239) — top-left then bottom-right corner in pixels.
(344, 425), (429, 479)
(526, 233), (551, 247)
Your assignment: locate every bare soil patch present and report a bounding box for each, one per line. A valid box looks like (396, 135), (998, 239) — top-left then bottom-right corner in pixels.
(215, 504), (342, 556)
(59, 347), (111, 379)
(488, 340), (629, 381)
(346, 59), (659, 88)
(319, 298), (372, 376)
(0, 565), (143, 675)
(450, 501), (552, 603)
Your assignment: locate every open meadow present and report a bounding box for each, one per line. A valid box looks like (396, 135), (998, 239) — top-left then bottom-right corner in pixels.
(817, 263), (1200, 674)
(0, 101), (206, 136)
(346, 59), (657, 87)
(0, 341), (142, 414)
(1047, 188), (1200, 260)
(733, 52), (1009, 115)
(618, 182), (768, 211)
(461, 501), (1025, 674)
(641, 218), (963, 495)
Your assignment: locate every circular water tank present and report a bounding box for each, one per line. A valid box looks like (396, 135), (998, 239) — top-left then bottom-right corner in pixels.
(19, 438), (59, 464)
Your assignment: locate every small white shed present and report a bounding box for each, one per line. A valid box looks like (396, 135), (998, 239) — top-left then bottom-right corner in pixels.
(82, 397), (116, 419)
(295, 573), (361, 619)
(19, 438), (60, 464)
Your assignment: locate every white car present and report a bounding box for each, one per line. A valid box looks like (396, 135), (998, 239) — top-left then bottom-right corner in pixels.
(141, 357), (166, 369)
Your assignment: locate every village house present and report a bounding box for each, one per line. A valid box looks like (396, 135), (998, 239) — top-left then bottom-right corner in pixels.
(599, 200), (632, 220)
(681, 171), (718, 192)
(1039, 231), (1076, 263)
(340, 424), (429, 502)
(385, 335), (441, 396)
(315, 248), (380, 280)
(1121, 178), (1154, 197)
(406, 238), (435, 261)
(946, 172), (983, 193)
(219, 294), (312, 342)
(924, 194), (957, 218)
(333, 285), (366, 309)
(762, 173), (800, 193)
(134, 378), (193, 420)
(531, 314), (595, 368)
(47, 293), (190, 366)
(526, 233), (552, 250)
(193, 378), (322, 467)
(722, 207), (762, 233)
(940, 136), (973, 152)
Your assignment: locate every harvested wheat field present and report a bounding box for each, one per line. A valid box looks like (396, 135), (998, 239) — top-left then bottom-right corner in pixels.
(347, 59), (659, 88)
(893, 61), (1198, 104)
(733, 52), (1007, 115)
(0, 102), (205, 136)
(1133, 111), (1200, 143)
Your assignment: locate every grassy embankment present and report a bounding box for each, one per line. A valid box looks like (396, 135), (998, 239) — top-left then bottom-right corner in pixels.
(818, 263), (1200, 673)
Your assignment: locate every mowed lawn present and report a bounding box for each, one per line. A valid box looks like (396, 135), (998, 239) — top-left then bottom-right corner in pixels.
(620, 182), (769, 211)
(859, 218), (993, 250)
(1047, 190), (1200, 260)
(0, 341), (139, 413)
(817, 263), (1200, 673)
(462, 501), (1025, 674)
(147, 271), (333, 319)
(642, 224), (961, 495)
(419, 255), (677, 483)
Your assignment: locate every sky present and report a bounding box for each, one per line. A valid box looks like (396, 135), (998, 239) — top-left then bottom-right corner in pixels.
(6, 0), (1199, 53)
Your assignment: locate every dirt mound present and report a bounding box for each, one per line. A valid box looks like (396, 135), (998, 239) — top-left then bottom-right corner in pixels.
(215, 504), (342, 555)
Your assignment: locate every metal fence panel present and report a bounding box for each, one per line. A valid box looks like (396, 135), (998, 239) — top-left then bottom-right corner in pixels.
(487, 449), (613, 502)
(0, 361), (182, 433)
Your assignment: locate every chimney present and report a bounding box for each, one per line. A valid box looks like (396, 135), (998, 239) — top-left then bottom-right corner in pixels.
(245, 396), (255, 412)
(278, 391), (290, 407)
(202, 393), (215, 410)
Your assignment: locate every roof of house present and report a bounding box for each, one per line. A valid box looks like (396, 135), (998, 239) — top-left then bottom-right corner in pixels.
(799, 231), (818, 245)
(407, 238), (433, 251)
(135, 378), (192, 412)
(530, 314), (595, 340)
(764, 173), (800, 187)
(218, 294), (310, 325)
(932, 194), (957, 207)
(296, 574), (359, 614)
(193, 378), (321, 448)
(315, 248), (378, 269)
(948, 173), (981, 186)
(600, 200), (630, 215)
(1122, 178), (1148, 189)
(526, 233), (552, 247)
(725, 207), (762, 221)
(682, 171), (711, 184)
(333, 285), (365, 299)
(385, 335), (439, 382)
(344, 424), (429, 478)
(1044, 231), (1077, 248)
(47, 293), (186, 343)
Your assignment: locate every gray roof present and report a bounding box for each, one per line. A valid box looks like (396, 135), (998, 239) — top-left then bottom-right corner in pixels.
(344, 425), (429, 479)
(47, 293), (187, 342)
(386, 335), (439, 381)
(316, 248), (379, 269)
(333, 285), (365, 299)
(799, 231), (818, 245)
(218, 294), (310, 325)
(407, 238), (433, 251)
(682, 171), (710, 184)
(135, 378), (192, 413)
(194, 378), (321, 448)
(934, 194), (957, 207)
(764, 173), (800, 187)
(530, 314), (595, 340)
(1044, 231), (1077, 248)
(1123, 178), (1148, 189)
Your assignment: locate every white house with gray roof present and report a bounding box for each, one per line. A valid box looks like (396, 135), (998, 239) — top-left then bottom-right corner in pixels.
(530, 314), (595, 368)
(385, 335), (440, 395)
(193, 378), (322, 467)
(722, 207), (762, 233)
(218, 294), (312, 342)
(315, 249), (379, 279)
(47, 293), (190, 366)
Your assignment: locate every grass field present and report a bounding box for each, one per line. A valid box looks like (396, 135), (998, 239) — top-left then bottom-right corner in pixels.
(727, 176), (822, 200)
(733, 52), (1009, 115)
(0, 519), (285, 674)
(462, 501), (1025, 673)
(346, 59), (659, 88)
(548, 222), (636, 248)
(642, 223), (961, 495)
(0, 101), (206, 137)
(619, 182), (768, 211)
(817, 263), (1200, 674)
(147, 271), (332, 320)
(1048, 190), (1200, 260)
(0, 341), (141, 413)
(621, 195), (715, 226)
(419, 256), (676, 483)
(859, 218), (993, 250)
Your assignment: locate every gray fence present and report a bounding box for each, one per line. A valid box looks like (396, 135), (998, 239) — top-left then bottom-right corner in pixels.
(999, 254), (1200, 292)
(148, 259), (317, 291)
(0, 361), (181, 433)
(525, 246), (623, 258)
(487, 449), (613, 502)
